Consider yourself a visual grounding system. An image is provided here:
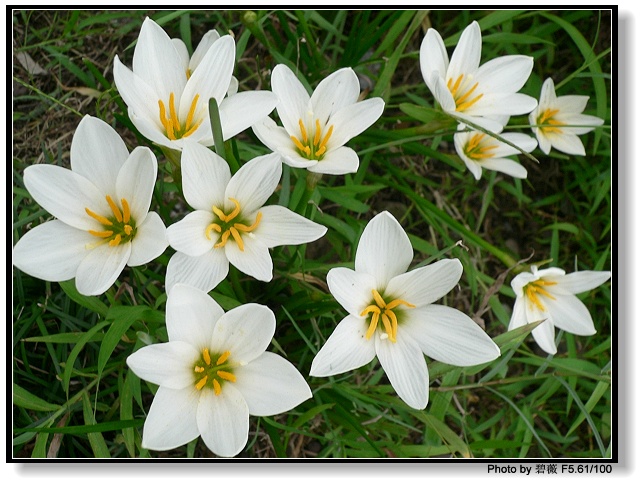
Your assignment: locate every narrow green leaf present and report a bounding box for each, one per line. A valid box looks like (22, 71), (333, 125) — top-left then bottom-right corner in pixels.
(13, 384), (61, 411)
(59, 280), (108, 317)
(81, 392), (111, 458)
(15, 419), (144, 435)
(62, 320), (110, 395)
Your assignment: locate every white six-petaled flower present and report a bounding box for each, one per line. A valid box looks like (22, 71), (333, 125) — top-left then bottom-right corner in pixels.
(310, 211), (500, 410)
(126, 283), (312, 457)
(113, 17), (277, 151)
(454, 129), (537, 180)
(509, 265), (611, 355)
(13, 115), (168, 296)
(420, 20), (537, 133)
(166, 141), (327, 292)
(529, 77), (604, 156)
(252, 64), (385, 175)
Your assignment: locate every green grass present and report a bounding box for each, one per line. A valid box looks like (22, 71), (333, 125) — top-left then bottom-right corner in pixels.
(12, 9), (611, 459)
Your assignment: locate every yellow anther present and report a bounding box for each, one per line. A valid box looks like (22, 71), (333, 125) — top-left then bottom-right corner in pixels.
(88, 229), (114, 238)
(538, 109), (565, 134)
(158, 99), (169, 132)
(212, 205), (227, 222)
(195, 376), (208, 391)
(525, 280), (558, 311)
(217, 370), (237, 382)
(319, 125), (333, 150)
(224, 198), (242, 222)
(371, 289), (387, 309)
(291, 135), (308, 153)
(386, 298), (416, 310)
(205, 222), (222, 240)
(448, 74), (464, 96)
(457, 93), (484, 112)
(123, 225), (133, 235)
(212, 378), (222, 396)
(365, 310), (380, 340)
(203, 348), (212, 366)
(194, 366), (205, 373)
(169, 92), (180, 133)
(216, 351), (231, 365)
(229, 227), (244, 251)
(186, 69), (192, 80)
(159, 92), (202, 140)
(298, 119), (308, 143)
(361, 290), (415, 342)
(214, 230), (232, 248)
(234, 211), (262, 233)
(185, 94), (200, 132)
(455, 81), (479, 106)
(106, 196), (123, 223)
(121, 198), (131, 223)
(108, 234), (122, 247)
(448, 74), (483, 112)
(85, 207), (113, 226)
(360, 305), (381, 317)
(465, 133), (498, 161)
(313, 119), (322, 146)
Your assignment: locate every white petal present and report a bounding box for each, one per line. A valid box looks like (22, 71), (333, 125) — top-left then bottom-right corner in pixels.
(534, 127), (552, 155)
(310, 68), (360, 125)
(555, 94), (589, 114)
(13, 220), (92, 282)
(126, 341), (199, 389)
(127, 212), (167, 266)
(75, 242), (130, 296)
(141, 385), (200, 451)
(210, 303), (276, 364)
(540, 295), (597, 336)
(190, 29), (221, 71)
(538, 78), (557, 110)
(234, 351), (312, 416)
(116, 146), (157, 222)
(167, 210), (216, 257)
(181, 141), (231, 211)
(252, 118), (316, 169)
(375, 330), (428, 410)
(475, 55), (533, 96)
(224, 232), (273, 282)
(468, 92), (538, 117)
(23, 165), (106, 231)
(327, 267), (378, 318)
(307, 146), (359, 175)
(171, 38), (190, 71)
(355, 211), (413, 291)
(549, 271), (611, 295)
(447, 21), (481, 80)
(492, 132), (538, 157)
(128, 109), (175, 148)
(271, 64), (311, 137)
(224, 154), (282, 214)
(452, 111), (504, 133)
(508, 296), (528, 331)
(432, 75), (457, 112)
(218, 90), (278, 141)
(556, 112), (604, 135)
(510, 270), (539, 295)
(113, 56), (164, 129)
(253, 205), (327, 248)
(166, 283), (225, 347)
(165, 250), (229, 293)
(531, 318), (557, 355)
(325, 98), (385, 150)
(480, 157), (527, 179)
(310, 315), (376, 376)
(386, 259), (463, 307)
(70, 116), (129, 194)
(549, 132), (586, 156)
(133, 18), (187, 103)
(197, 385), (249, 457)
(420, 28), (448, 92)
(403, 304), (500, 366)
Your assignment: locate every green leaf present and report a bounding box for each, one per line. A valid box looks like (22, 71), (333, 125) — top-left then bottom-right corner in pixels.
(59, 280), (108, 317)
(13, 383), (61, 411)
(412, 411), (472, 457)
(15, 419), (144, 435)
(82, 392), (111, 458)
(23, 332), (104, 344)
(61, 320), (110, 394)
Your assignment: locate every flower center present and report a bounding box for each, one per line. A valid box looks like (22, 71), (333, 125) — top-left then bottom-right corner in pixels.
(204, 197), (262, 252)
(360, 289), (416, 343)
(447, 73), (484, 112)
(290, 118), (334, 160)
(158, 92), (203, 140)
(537, 108), (565, 134)
(464, 133), (498, 160)
(524, 279), (558, 311)
(193, 348), (236, 395)
(85, 195), (136, 247)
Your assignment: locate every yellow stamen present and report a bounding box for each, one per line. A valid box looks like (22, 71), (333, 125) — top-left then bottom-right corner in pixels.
(538, 108), (565, 134)
(448, 74), (483, 112)
(386, 298), (416, 310)
(85, 207), (113, 226)
(455, 81), (479, 107)
(229, 226), (244, 251)
(205, 222), (222, 240)
(88, 229), (114, 238)
(195, 376), (208, 391)
(212, 378), (222, 396)
(291, 135), (308, 152)
(203, 348), (212, 366)
(298, 119), (308, 144)
(361, 290), (415, 343)
(465, 133), (499, 161)
(185, 94), (200, 131)
(525, 279), (558, 311)
(194, 366), (205, 373)
(372, 289), (387, 309)
(313, 119), (322, 146)
(217, 370), (236, 382)
(234, 211), (262, 232)
(365, 310), (380, 340)
(158, 99), (169, 132)
(319, 125), (333, 150)
(212, 205), (227, 222)
(169, 92), (180, 134)
(123, 225), (133, 235)
(216, 351), (231, 365)
(106, 196), (123, 223)
(121, 198), (131, 223)
(380, 313), (394, 340)
(214, 230), (232, 248)
(108, 234), (122, 247)
(448, 74), (464, 96)
(224, 198), (242, 222)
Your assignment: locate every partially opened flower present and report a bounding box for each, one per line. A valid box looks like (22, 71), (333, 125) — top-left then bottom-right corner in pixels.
(166, 141), (327, 292)
(454, 129), (537, 180)
(509, 265), (611, 355)
(113, 17), (277, 151)
(252, 64), (384, 175)
(420, 20), (537, 132)
(127, 283), (312, 457)
(13, 115), (167, 296)
(529, 77), (604, 156)
(310, 211), (500, 410)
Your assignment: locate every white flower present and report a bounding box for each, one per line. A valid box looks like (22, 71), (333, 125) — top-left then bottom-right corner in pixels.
(310, 211), (500, 410)
(420, 20), (537, 133)
(252, 64), (384, 175)
(113, 17), (277, 151)
(454, 129), (537, 180)
(13, 115), (167, 296)
(509, 265), (611, 355)
(126, 283), (312, 457)
(529, 78), (604, 156)
(166, 141), (327, 292)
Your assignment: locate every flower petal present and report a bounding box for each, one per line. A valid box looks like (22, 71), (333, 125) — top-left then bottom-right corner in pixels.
(167, 210), (216, 257)
(491, 132), (538, 157)
(171, 38), (190, 71)
(166, 283), (224, 352)
(224, 153), (282, 214)
(386, 258), (463, 307)
(355, 211), (413, 291)
(310, 68), (360, 125)
(468, 92), (538, 117)
(480, 157), (527, 179)
(447, 21), (481, 80)
(540, 295), (597, 336)
(141, 385), (200, 451)
(234, 351), (312, 416)
(181, 140), (231, 211)
(271, 64), (312, 137)
(70, 116), (129, 195)
(538, 78), (557, 108)
(420, 28), (449, 92)
(210, 303), (276, 364)
(218, 90), (278, 141)
(548, 271), (611, 295)
(307, 146), (359, 175)
(309, 315), (376, 376)
(403, 304), (500, 366)
(224, 232), (273, 282)
(113, 56), (164, 129)
(327, 267), (378, 317)
(549, 132), (586, 156)
(13, 220), (92, 282)
(531, 318), (557, 355)
(325, 97), (385, 150)
(23, 165), (107, 231)
(127, 341), (199, 389)
(555, 94), (589, 114)
(508, 296), (528, 331)
(116, 146), (157, 222)
(190, 29), (221, 71)
(197, 385), (249, 457)
(475, 55), (534, 97)
(253, 205), (327, 248)
(375, 330), (428, 410)
(75, 242), (131, 296)
(165, 249), (230, 293)
(432, 75), (457, 112)
(127, 212), (167, 266)
(556, 113), (604, 135)
(252, 118), (317, 169)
